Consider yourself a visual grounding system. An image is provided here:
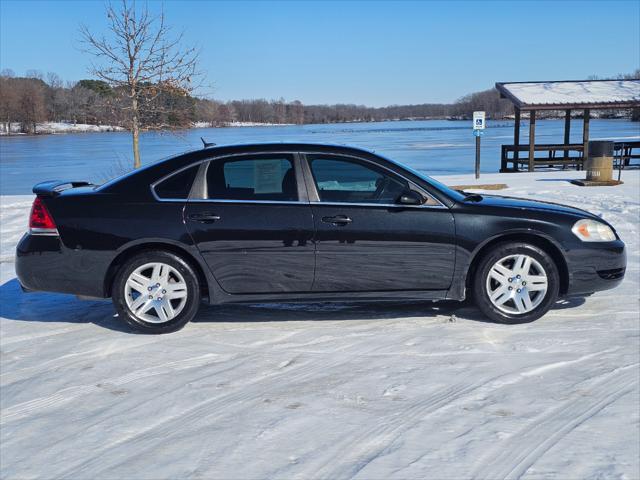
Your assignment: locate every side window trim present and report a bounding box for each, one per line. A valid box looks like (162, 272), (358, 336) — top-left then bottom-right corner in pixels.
(293, 153), (311, 203)
(299, 152), (320, 203)
(151, 150), (446, 208)
(189, 161), (209, 200)
(300, 153), (445, 208)
(193, 152), (307, 204)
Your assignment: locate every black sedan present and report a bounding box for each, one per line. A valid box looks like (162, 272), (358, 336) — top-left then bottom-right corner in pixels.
(16, 143), (626, 333)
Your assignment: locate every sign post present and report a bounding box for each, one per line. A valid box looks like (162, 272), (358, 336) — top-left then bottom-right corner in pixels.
(473, 111), (485, 179)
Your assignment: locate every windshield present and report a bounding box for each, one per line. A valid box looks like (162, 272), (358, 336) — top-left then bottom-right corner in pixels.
(418, 173), (468, 201)
(381, 155), (467, 202)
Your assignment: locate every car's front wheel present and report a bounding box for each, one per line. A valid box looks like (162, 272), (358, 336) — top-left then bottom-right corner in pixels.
(112, 250), (201, 333)
(473, 242), (559, 324)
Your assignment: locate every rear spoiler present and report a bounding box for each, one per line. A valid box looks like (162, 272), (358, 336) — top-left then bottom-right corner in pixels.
(33, 180), (94, 197)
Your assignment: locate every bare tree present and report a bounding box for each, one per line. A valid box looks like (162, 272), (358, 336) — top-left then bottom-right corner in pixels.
(79, 0), (199, 168)
(18, 79), (47, 133)
(25, 69), (44, 80)
(46, 72), (63, 89)
(0, 76), (19, 132)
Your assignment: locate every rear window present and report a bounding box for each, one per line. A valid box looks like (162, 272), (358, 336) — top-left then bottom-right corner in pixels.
(206, 156), (297, 201)
(154, 165), (199, 199)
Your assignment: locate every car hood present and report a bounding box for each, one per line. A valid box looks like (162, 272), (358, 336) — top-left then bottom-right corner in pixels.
(468, 194), (601, 220)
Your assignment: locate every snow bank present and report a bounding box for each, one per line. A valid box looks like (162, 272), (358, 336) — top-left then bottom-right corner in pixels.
(1, 121), (290, 136)
(36, 122), (125, 134)
(191, 121), (213, 128)
(226, 121), (294, 127)
(0, 122), (125, 135)
(192, 121), (294, 129)
(1, 170), (638, 479)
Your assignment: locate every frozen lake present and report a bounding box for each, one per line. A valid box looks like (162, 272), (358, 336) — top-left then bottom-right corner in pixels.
(1, 118), (638, 194)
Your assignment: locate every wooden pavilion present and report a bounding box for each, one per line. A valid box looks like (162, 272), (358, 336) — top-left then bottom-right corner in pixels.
(495, 79), (640, 171)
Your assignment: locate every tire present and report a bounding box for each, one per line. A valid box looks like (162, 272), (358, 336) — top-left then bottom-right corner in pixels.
(472, 242), (559, 324)
(112, 250), (201, 333)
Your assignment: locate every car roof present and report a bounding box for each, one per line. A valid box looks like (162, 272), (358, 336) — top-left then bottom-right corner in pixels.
(164, 142), (386, 174)
(197, 142), (376, 156)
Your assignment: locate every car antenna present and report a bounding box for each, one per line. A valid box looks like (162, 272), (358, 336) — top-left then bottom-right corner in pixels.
(201, 137), (216, 148)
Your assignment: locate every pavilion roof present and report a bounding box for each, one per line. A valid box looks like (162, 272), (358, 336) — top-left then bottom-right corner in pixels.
(495, 80), (640, 111)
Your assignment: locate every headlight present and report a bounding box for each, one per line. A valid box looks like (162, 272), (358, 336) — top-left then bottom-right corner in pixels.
(572, 219), (616, 242)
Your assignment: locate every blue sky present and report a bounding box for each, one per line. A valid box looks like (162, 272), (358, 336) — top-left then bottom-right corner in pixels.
(1, 0), (638, 106)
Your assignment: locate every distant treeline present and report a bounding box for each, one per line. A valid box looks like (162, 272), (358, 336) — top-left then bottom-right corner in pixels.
(0, 69), (637, 133)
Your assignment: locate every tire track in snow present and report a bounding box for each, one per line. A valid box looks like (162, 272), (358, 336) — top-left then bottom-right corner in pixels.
(0, 326), (82, 346)
(0, 353), (223, 424)
(55, 341), (391, 478)
(471, 363), (639, 480)
(519, 349), (618, 377)
(2, 350), (264, 466)
(0, 337), (161, 385)
(1, 323), (306, 414)
(290, 350), (617, 479)
(291, 380), (491, 479)
(291, 368), (534, 479)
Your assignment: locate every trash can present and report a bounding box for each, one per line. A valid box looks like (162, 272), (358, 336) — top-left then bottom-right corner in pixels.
(585, 141), (614, 182)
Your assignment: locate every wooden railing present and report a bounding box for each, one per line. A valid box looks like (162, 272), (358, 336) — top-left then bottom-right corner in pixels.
(500, 141), (640, 172)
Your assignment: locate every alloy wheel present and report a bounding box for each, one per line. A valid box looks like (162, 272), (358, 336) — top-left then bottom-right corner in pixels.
(124, 262), (188, 323)
(485, 254), (548, 315)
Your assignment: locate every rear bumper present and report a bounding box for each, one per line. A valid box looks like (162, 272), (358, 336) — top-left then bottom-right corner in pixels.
(15, 233), (111, 298)
(565, 240), (626, 295)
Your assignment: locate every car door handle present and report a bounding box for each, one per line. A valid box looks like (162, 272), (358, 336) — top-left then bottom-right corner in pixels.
(188, 213), (221, 223)
(322, 215), (352, 226)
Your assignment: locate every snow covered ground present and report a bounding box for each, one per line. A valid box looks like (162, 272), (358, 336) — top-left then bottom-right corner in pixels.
(0, 121), (292, 136)
(0, 170), (638, 479)
(193, 121), (295, 128)
(0, 122), (125, 135)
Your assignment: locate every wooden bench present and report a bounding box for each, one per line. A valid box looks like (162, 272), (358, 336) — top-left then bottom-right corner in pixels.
(500, 143), (584, 171)
(614, 141), (640, 168)
(500, 141), (640, 172)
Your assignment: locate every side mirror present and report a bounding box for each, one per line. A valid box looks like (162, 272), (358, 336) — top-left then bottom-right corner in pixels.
(397, 190), (424, 206)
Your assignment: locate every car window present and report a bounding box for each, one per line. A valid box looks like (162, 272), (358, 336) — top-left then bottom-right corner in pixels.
(154, 164), (199, 199)
(309, 156), (409, 204)
(206, 156), (298, 201)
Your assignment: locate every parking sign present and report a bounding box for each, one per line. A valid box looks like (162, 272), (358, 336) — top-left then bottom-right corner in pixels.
(473, 111), (485, 130)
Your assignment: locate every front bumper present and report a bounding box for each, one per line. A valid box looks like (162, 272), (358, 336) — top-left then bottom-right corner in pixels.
(565, 239), (626, 295)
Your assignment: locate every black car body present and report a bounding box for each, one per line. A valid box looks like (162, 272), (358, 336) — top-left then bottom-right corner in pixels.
(16, 143), (626, 332)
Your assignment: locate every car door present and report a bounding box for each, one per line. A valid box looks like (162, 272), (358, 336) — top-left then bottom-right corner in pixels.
(302, 153), (456, 292)
(185, 153), (315, 294)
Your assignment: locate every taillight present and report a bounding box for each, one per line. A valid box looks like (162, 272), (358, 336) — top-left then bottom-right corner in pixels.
(29, 197), (58, 234)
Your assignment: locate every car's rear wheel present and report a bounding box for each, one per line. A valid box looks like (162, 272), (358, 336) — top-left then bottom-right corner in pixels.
(112, 251), (201, 333)
(473, 242), (559, 324)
